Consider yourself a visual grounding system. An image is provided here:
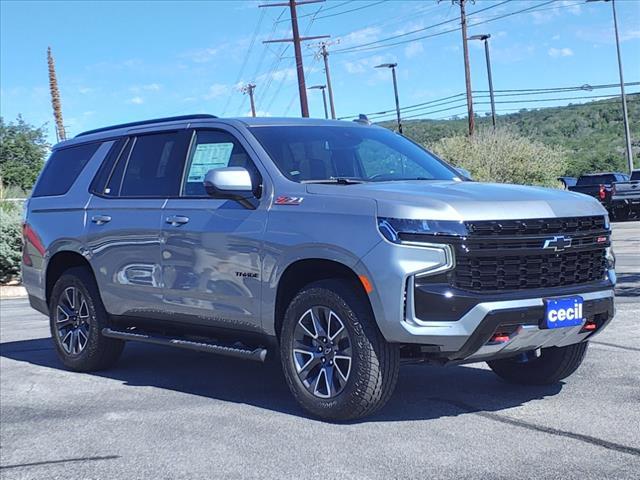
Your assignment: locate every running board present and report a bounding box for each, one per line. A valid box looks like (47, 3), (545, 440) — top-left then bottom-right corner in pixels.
(101, 328), (268, 362)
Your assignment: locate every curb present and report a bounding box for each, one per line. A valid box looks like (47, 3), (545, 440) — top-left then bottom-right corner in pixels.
(0, 285), (28, 300)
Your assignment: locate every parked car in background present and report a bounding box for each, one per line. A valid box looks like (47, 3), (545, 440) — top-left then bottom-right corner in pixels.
(22, 115), (616, 421)
(611, 170), (640, 220)
(568, 172), (629, 219)
(557, 176), (577, 190)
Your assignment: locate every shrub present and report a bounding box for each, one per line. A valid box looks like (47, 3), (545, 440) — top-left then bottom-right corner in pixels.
(0, 205), (23, 283)
(429, 127), (568, 187)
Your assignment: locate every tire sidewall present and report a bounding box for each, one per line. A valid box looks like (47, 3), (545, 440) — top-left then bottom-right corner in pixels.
(280, 283), (376, 418)
(49, 270), (105, 370)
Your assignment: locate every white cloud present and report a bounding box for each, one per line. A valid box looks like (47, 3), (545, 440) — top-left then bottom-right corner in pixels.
(203, 83), (230, 100)
(78, 87), (94, 94)
(128, 96), (144, 105)
(548, 47), (574, 58)
(184, 47), (220, 63)
(531, 0), (581, 24)
(337, 27), (382, 49)
(343, 55), (393, 75)
(129, 83), (162, 94)
(404, 42), (424, 59)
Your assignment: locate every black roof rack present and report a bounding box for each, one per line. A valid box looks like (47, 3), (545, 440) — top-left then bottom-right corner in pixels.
(75, 114), (218, 138)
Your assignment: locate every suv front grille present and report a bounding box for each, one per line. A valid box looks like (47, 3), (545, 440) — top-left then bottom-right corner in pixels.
(453, 216), (609, 292)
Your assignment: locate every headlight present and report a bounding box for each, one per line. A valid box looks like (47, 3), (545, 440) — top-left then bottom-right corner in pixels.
(604, 214), (611, 230)
(377, 217), (467, 244)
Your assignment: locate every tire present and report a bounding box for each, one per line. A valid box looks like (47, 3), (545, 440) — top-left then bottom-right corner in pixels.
(280, 279), (399, 421)
(613, 205), (630, 221)
(49, 266), (124, 372)
(487, 342), (589, 385)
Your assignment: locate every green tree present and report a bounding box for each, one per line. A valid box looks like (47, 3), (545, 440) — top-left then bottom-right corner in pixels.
(0, 116), (49, 193)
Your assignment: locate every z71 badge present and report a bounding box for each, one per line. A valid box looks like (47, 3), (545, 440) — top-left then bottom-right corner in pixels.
(275, 196), (304, 205)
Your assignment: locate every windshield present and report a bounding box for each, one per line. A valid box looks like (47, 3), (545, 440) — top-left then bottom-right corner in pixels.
(249, 125), (460, 183)
(631, 171), (640, 181)
(576, 174), (616, 186)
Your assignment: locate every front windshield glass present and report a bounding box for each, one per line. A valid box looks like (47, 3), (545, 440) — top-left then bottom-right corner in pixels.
(249, 125), (460, 183)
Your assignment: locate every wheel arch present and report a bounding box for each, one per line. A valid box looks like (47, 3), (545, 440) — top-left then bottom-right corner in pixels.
(273, 258), (372, 339)
(45, 250), (96, 306)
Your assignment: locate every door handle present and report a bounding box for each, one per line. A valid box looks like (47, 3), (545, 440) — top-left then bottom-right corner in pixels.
(91, 215), (112, 225)
(165, 215), (190, 226)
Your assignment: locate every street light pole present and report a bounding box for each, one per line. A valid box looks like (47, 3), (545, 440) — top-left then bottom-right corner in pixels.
(375, 63), (402, 134)
(308, 85), (328, 119)
(611, 0), (634, 173)
(587, 0), (634, 172)
(469, 34), (496, 128)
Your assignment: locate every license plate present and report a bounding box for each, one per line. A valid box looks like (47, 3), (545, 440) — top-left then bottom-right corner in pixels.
(542, 296), (584, 329)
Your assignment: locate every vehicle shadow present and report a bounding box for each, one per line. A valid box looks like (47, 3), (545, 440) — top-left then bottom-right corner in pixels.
(615, 273), (640, 298)
(0, 337), (563, 423)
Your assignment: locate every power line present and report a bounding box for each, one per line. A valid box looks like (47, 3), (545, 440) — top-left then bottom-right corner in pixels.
(374, 92), (639, 122)
(333, 0), (512, 54)
(333, 0), (556, 55)
(222, 8), (266, 116)
(313, 0), (388, 20)
(339, 81), (640, 120)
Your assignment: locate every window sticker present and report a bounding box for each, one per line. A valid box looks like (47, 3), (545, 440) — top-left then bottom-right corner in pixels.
(187, 142), (234, 182)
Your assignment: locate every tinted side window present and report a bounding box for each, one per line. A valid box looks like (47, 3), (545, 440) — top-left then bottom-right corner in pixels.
(182, 130), (258, 197)
(89, 138), (127, 195)
(32, 142), (101, 197)
(120, 132), (188, 197)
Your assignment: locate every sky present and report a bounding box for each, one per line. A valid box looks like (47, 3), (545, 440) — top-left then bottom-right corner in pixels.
(1, 0), (639, 143)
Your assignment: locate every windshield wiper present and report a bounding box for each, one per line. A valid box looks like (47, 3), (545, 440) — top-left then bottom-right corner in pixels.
(302, 177), (367, 185)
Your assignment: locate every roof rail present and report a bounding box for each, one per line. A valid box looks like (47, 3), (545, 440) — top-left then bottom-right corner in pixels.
(75, 114), (218, 138)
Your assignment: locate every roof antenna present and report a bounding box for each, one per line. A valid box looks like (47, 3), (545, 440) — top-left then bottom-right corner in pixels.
(353, 114), (371, 125)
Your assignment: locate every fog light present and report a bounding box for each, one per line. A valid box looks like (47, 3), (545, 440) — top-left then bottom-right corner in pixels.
(605, 246), (616, 270)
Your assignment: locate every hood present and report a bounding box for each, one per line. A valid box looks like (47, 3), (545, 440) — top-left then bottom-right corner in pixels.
(305, 180), (606, 221)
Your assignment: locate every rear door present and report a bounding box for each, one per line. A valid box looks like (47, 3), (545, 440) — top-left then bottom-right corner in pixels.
(85, 129), (190, 318)
(161, 127), (268, 333)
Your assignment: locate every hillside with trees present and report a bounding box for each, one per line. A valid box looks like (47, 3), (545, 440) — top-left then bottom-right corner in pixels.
(382, 93), (640, 176)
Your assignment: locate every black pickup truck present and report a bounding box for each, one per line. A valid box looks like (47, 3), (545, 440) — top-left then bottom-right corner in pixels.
(568, 172), (629, 218)
(611, 170), (640, 219)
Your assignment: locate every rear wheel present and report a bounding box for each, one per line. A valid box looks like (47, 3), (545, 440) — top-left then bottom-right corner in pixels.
(280, 279), (399, 421)
(49, 267), (124, 371)
(487, 342), (588, 385)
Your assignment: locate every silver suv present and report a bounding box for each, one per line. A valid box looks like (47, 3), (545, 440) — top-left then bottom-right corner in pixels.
(22, 114), (616, 421)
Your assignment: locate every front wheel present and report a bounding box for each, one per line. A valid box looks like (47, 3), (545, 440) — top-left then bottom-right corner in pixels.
(280, 279), (399, 421)
(487, 342), (588, 385)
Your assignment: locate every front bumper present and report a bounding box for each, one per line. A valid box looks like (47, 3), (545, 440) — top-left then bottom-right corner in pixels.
(358, 239), (615, 362)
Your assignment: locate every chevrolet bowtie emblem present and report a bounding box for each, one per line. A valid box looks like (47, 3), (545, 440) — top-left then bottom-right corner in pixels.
(543, 235), (572, 252)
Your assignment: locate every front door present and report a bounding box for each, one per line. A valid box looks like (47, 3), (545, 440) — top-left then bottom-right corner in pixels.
(161, 127), (268, 334)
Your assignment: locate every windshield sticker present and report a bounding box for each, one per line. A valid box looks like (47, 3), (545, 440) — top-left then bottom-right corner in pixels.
(187, 142), (234, 182)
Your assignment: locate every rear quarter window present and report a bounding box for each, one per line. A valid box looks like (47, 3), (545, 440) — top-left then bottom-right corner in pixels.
(32, 142), (101, 197)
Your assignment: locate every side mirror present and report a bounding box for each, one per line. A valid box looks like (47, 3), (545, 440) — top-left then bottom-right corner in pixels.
(455, 167), (472, 180)
(203, 167), (255, 208)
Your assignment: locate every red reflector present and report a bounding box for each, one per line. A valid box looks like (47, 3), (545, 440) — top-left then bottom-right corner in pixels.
(584, 323), (597, 331)
(491, 335), (510, 343)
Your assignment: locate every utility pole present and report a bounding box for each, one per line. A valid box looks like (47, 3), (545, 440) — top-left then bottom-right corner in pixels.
(47, 47), (66, 142)
(260, 0), (329, 118)
(242, 83), (257, 117)
(457, 0), (475, 136)
(469, 34), (496, 128)
(320, 42), (337, 119)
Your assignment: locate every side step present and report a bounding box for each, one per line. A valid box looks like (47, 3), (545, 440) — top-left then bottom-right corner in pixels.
(102, 328), (268, 362)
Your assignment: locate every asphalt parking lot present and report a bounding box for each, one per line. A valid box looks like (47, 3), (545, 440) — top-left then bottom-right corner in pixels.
(1, 222), (639, 480)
